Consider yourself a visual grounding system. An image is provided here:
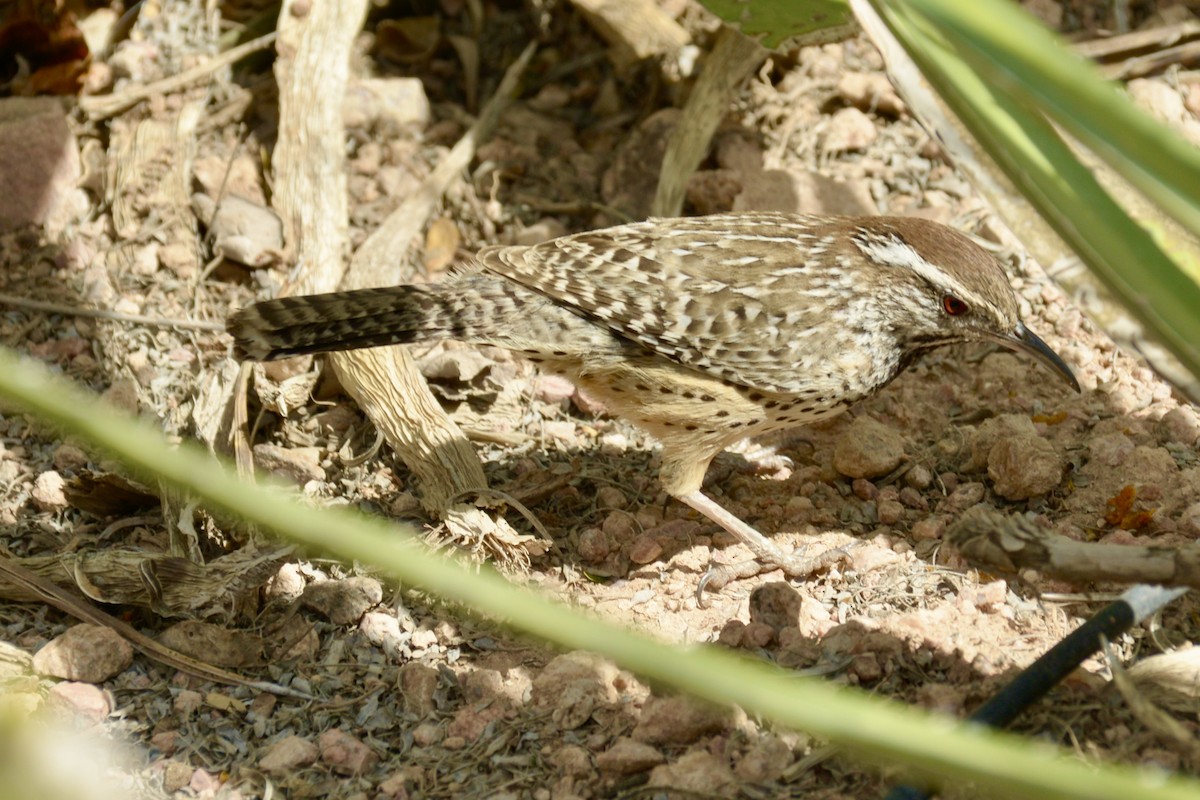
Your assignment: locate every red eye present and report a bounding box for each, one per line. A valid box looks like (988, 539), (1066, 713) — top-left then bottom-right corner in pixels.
(943, 296), (969, 316)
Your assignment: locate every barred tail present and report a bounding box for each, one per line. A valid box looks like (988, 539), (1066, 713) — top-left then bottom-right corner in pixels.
(227, 277), (525, 361)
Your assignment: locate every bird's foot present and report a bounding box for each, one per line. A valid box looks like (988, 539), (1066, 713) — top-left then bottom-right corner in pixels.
(676, 489), (852, 604)
(696, 545), (852, 604)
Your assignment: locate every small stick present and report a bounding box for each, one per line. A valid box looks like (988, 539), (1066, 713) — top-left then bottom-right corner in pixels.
(0, 293), (224, 332)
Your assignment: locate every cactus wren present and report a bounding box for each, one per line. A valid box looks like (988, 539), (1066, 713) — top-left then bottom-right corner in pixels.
(229, 212), (1079, 591)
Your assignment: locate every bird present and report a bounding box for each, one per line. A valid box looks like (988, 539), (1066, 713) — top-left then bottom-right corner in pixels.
(228, 212), (1080, 593)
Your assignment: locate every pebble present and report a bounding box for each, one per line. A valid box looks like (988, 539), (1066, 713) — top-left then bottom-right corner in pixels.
(33, 623), (132, 682)
(31, 470), (67, 511)
(259, 735), (318, 772)
(596, 737), (664, 775)
(633, 695), (731, 745)
(627, 534), (663, 565)
(302, 576), (383, 625)
(833, 416), (905, 479)
(822, 107), (877, 152)
(987, 437), (1064, 500)
(318, 728), (378, 775)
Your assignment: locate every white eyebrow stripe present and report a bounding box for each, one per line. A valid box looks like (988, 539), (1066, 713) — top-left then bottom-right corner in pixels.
(853, 236), (989, 307)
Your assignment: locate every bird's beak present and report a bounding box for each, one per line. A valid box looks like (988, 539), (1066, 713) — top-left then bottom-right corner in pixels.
(994, 323), (1081, 393)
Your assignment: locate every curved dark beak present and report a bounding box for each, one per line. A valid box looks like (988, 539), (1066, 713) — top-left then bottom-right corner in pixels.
(996, 323), (1081, 393)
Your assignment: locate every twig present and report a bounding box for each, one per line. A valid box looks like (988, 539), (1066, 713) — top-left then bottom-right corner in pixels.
(80, 31), (279, 120)
(0, 293), (224, 331)
(948, 507), (1200, 590)
(0, 552), (310, 699)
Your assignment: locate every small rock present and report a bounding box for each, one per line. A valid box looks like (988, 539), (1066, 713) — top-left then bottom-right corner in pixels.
(359, 612), (409, 655)
(633, 695), (731, 745)
(532, 652), (620, 708)
(627, 534), (663, 565)
(0, 97), (83, 234)
(964, 414), (1037, 472)
(267, 562), (306, 600)
(302, 576), (383, 625)
(449, 698), (514, 741)
(833, 416), (905, 479)
(52, 444), (88, 472)
(252, 444), (326, 485)
(599, 432), (628, 455)
(648, 750), (737, 795)
(343, 77), (431, 132)
(398, 663), (440, 715)
(160, 760), (195, 793)
(318, 728), (378, 776)
(822, 107), (877, 153)
(899, 486), (928, 510)
(912, 516), (946, 541)
(412, 721), (442, 747)
(1178, 502), (1200, 538)
(877, 498), (904, 525)
(905, 464), (933, 489)
(943, 482), (985, 512)
(748, 582), (802, 631)
(31, 470), (67, 511)
(596, 486), (627, 510)
(174, 690), (203, 715)
(987, 437), (1064, 500)
(1160, 405), (1200, 447)
(260, 735), (319, 772)
(596, 737), (664, 775)
(551, 679), (609, 730)
(837, 72), (905, 116)
(552, 744), (593, 777)
(851, 478), (878, 501)
(33, 623), (132, 682)
(46, 681), (110, 722)
(849, 652), (883, 683)
(735, 734), (794, 783)
(577, 528), (610, 562)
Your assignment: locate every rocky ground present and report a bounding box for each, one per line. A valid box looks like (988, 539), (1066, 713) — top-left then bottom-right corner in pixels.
(1, 1), (1200, 798)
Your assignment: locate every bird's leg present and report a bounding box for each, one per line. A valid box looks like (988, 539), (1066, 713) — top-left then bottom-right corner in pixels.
(676, 490), (850, 599)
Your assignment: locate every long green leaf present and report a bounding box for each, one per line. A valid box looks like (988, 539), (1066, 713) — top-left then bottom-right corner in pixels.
(871, 0), (1200, 380)
(3, 348), (1200, 799)
(904, 0), (1200, 244)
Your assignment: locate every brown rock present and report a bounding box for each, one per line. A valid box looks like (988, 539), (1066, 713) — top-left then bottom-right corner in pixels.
(33, 624), (132, 682)
(302, 576), (383, 625)
(252, 444), (326, 485)
(46, 681), (111, 721)
(749, 582), (802, 631)
(648, 751), (737, 795)
(963, 414), (1037, 471)
(318, 728), (378, 775)
(398, 663), (440, 715)
(31, 470), (67, 511)
(260, 735), (319, 772)
(596, 737), (664, 775)
(834, 416), (905, 479)
(988, 436), (1064, 500)
(633, 695), (731, 745)
(627, 534), (663, 565)
(735, 734), (794, 783)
